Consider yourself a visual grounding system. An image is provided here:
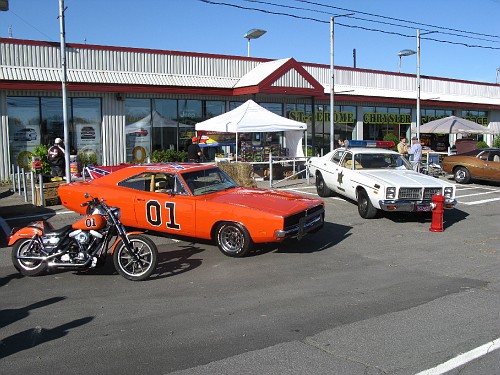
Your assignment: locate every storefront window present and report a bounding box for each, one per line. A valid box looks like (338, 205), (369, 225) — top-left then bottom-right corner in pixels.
(72, 98), (102, 164)
(125, 98), (151, 163)
(205, 101), (225, 119)
(7, 97), (40, 169)
(421, 109), (453, 124)
(152, 99), (178, 152)
(41, 97), (69, 146)
(362, 106), (412, 141)
(178, 100), (201, 151)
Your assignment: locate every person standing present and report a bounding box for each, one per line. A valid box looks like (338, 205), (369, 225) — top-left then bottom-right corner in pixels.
(397, 136), (408, 156)
(187, 136), (202, 162)
(407, 136), (422, 171)
(48, 137), (66, 180)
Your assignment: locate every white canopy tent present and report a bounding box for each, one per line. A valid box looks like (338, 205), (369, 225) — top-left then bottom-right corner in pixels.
(195, 100), (307, 160)
(419, 116), (494, 135)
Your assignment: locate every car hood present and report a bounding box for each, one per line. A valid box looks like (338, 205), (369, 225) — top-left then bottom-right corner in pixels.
(355, 170), (452, 187)
(205, 187), (323, 216)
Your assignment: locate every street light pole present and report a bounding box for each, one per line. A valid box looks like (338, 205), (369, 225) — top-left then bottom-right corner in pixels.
(59, 0), (70, 183)
(416, 29), (421, 142)
(330, 16), (335, 152)
(243, 29), (266, 57)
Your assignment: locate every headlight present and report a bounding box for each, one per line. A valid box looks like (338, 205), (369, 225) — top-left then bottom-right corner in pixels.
(386, 187), (396, 199)
(111, 207), (121, 220)
(444, 187), (453, 198)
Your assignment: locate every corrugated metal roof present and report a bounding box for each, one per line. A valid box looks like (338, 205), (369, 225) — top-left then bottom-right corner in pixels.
(234, 58), (290, 88)
(0, 66), (239, 88)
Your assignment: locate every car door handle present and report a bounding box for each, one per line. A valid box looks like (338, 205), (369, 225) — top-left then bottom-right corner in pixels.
(137, 198), (146, 202)
(484, 164), (490, 167)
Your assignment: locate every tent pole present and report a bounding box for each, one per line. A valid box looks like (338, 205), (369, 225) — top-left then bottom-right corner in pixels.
(235, 132), (238, 162)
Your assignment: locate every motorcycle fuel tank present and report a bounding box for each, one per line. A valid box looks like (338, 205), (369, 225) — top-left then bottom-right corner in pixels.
(72, 214), (107, 231)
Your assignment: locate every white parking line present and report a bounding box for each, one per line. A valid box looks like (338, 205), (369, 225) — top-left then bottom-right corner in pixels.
(415, 338), (500, 375)
(455, 191), (500, 199)
(4, 210), (74, 222)
(459, 197), (500, 205)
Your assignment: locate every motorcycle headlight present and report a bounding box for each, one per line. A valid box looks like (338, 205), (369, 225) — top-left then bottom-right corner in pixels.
(86, 205), (106, 216)
(111, 207), (121, 220)
(444, 187), (453, 198)
(386, 187), (396, 199)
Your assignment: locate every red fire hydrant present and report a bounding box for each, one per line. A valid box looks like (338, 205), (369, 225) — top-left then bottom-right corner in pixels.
(430, 193), (445, 232)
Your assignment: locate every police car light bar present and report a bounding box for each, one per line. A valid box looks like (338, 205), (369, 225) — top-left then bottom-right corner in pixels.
(348, 140), (395, 148)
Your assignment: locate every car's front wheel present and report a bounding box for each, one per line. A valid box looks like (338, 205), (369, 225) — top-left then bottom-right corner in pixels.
(315, 173), (332, 197)
(215, 222), (252, 257)
(454, 166), (471, 184)
(357, 189), (377, 219)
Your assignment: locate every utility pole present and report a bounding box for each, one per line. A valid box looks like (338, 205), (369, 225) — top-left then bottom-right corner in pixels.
(59, 0), (71, 183)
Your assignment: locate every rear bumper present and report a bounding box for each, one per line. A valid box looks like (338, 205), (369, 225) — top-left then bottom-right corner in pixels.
(379, 199), (457, 212)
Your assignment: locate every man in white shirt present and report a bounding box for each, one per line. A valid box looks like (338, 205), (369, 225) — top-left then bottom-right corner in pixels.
(407, 136), (422, 171)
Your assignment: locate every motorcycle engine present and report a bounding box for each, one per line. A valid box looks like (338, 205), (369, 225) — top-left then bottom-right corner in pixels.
(74, 231), (90, 244)
(41, 234), (60, 250)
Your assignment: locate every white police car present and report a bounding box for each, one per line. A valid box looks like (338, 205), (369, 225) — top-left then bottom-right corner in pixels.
(307, 140), (457, 218)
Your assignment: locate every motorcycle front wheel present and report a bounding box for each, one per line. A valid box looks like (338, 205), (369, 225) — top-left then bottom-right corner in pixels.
(12, 238), (48, 276)
(113, 234), (158, 281)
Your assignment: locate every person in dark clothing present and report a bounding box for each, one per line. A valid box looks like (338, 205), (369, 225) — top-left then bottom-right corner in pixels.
(187, 136), (202, 162)
(48, 137), (66, 178)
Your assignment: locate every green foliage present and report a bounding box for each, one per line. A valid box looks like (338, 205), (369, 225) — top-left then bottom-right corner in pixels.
(476, 141), (489, 149)
(32, 144), (51, 175)
(383, 133), (399, 151)
(493, 136), (500, 148)
(151, 149), (187, 162)
(78, 152), (98, 166)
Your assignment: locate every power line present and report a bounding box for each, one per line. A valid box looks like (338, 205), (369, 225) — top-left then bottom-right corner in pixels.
(242, 0), (499, 44)
(293, 0), (500, 40)
(199, 0), (500, 50)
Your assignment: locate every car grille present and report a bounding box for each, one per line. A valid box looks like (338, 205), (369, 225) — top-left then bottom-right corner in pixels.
(283, 204), (324, 229)
(398, 187), (442, 201)
(423, 187), (442, 200)
(398, 188), (421, 200)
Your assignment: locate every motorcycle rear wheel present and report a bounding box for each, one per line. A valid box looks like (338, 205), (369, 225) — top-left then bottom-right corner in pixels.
(113, 234), (158, 281)
(12, 238), (48, 276)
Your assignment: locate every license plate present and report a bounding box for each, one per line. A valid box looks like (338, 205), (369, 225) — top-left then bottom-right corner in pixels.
(416, 204), (430, 212)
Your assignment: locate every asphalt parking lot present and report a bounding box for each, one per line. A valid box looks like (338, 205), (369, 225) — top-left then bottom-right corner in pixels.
(1, 177), (499, 374)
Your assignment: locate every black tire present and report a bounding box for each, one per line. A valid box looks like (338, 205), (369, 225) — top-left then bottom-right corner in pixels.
(113, 234), (158, 281)
(215, 222), (252, 257)
(454, 166), (471, 184)
(11, 238), (47, 276)
(357, 189), (377, 219)
(315, 173), (332, 197)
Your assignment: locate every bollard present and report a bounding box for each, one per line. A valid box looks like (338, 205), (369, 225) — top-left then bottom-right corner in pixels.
(17, 165), (21, 195)
(38, 173), (44, 207)
(430, 193), (445, 232)
(11, 164), (16, 192)
(21, 168), (28, 202)
(31, 171), (36, 203)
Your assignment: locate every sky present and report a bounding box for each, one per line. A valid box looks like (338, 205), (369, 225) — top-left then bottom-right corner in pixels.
(1, 0), (499, 83)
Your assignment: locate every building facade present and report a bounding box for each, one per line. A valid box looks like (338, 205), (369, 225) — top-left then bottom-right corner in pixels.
(1, 37), (499, 181)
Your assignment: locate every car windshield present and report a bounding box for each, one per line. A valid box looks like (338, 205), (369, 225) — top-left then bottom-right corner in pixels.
(353, 153), (412, 170)
(182, 167), (239, 196)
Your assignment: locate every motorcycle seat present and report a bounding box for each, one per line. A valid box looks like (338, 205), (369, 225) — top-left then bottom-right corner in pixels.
(44, 225), (73, 236)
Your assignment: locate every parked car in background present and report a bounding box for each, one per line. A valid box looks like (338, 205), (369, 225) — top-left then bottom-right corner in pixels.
(59, 163), (325, 257)
(308, 140), (457, 219)
(81, 126), (96, 139)
(442, 148), (500, 184)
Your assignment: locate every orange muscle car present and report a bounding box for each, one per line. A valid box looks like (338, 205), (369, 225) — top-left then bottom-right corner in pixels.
(58, 163), (325, 257)
(442, 148), (500, 184)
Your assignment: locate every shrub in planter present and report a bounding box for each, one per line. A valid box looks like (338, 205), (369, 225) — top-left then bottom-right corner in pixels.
(476, 141), (489, 149)
(32, 144), (51, 175)
(151, 149), (187, 162)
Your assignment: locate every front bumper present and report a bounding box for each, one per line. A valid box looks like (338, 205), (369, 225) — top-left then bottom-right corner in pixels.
(379, 199), (457, 212)
(275, 207), (325, 240)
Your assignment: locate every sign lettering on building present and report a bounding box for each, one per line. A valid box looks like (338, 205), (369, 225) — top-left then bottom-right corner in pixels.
(288, 110), (355, 124)
(363, 113), (412, 125)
